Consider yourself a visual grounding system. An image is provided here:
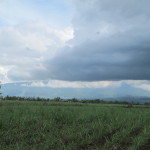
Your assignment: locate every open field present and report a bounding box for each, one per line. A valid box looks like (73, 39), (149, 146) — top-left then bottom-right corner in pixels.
(0, 100), (150, 150)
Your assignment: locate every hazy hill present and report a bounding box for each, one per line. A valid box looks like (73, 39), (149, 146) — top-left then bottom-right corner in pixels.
(1, 82), (150, 103)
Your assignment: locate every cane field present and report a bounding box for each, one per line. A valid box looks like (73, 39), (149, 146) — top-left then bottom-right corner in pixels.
(0, 100), (150, 150)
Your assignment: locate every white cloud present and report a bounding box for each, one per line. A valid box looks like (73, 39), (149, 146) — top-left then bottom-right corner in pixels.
(126, 80), (150, 91)
(0, 66), (11, 83)
(0, 21), (74, 82)
(0, 0), (75, 83)
(22, 80), (121, 88)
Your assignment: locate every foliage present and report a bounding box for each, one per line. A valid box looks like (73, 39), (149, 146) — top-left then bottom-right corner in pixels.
(0, 81), (2, 99)
(0, 100), (150, 150)
(1, 96), (141, 105)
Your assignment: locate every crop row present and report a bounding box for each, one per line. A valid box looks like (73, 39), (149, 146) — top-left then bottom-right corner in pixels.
(0, 101), (150, 150)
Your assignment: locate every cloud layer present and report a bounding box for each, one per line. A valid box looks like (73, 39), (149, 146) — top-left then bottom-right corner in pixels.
(0, 22), (73, 82)
(46, 0), (150, 81)
(1, 0), (150, 84)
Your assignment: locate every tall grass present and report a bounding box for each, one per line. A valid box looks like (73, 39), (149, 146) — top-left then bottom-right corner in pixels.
(0, 101), (150, 150)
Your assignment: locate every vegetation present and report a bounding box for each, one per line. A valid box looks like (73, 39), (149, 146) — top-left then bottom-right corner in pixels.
(1, 96), (147, 105)
(0, 100), (150, 150)
(0, 81), (2, 99)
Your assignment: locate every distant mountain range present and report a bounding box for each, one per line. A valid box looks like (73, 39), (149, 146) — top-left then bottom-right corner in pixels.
(1, 82), (150, 103)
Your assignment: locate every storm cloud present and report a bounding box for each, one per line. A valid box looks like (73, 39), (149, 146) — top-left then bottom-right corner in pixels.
(44, 0), (150, 81)
(1, 0), (150, 83)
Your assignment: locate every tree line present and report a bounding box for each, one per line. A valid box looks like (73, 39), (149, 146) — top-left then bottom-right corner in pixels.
(1, 95), (149, 105)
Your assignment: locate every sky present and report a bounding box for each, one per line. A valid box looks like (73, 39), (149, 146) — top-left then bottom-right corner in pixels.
(0, 0), (150, 91)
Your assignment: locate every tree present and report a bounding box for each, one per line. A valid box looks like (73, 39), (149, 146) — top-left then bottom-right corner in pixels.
(0, 81), (2, 99)
(53, 97), (62, 102)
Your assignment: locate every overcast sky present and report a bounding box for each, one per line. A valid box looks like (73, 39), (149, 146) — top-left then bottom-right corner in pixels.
(0, 0), (150, 90)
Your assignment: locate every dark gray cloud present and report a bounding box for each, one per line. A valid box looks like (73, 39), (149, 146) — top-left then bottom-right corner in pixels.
(2, 0), (150, 82)
(44, 0), (150, 81)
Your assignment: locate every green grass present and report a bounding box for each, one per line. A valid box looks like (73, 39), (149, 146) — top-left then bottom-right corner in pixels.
(0, 100), (150, 150)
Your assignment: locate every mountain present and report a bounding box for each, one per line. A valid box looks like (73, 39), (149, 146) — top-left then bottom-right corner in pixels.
(1, 82), (150, 103)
